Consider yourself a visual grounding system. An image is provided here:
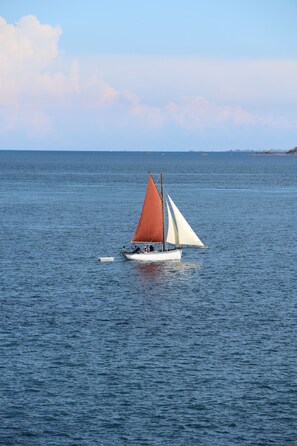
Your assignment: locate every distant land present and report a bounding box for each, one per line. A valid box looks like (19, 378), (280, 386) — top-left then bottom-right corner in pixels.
(225, 147), (297, 155)
(287, 147), (297, 154)
(258, 146), (297, 155)
(1, 147), (297, 154)
(187, 147), (297, 155)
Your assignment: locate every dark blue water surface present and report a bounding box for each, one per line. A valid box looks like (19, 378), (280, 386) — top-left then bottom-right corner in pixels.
(1, 150), (297, 445)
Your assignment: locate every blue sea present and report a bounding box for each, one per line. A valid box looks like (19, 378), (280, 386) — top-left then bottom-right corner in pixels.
(1, 150), (297, 445)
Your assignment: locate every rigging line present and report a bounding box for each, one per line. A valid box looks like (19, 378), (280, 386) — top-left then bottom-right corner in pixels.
(147, 172), (162, 184)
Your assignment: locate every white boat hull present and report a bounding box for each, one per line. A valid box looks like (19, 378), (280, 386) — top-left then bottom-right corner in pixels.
(122, 248), (182, 262)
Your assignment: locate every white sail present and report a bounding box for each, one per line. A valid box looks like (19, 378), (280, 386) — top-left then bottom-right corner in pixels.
(167, 195), (205, 247)
(166, 201), (178, 245)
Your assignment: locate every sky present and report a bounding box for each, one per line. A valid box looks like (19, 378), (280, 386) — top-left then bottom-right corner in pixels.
(0, 0), (297, 151)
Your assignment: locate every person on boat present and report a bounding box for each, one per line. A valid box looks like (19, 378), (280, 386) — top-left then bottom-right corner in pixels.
(133, 245), (141, 254)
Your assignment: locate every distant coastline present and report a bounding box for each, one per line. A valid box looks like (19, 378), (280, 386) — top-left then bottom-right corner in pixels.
(224, 147), (297, 156)
(1, 147), (297, 154)
(253, 146), (297, 156)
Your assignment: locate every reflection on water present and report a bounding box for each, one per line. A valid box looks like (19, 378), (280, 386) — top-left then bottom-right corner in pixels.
(132, 260), (202, 283)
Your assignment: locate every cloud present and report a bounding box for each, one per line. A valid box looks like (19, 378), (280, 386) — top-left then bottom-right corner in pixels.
(0, 15), (165, 137)
(88, 55), (297, 109)
(165, 96), (250, 129)
(0, 15), (297, 148)
(0, 15), (64, 134)
(0, 15), (60, 68)
(164, 95), (297, 130)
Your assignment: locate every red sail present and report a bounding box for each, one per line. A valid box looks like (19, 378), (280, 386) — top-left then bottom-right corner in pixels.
(132, 175), (164, 243)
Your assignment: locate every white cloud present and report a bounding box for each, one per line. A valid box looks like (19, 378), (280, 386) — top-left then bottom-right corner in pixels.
(164, 95), (297, 130)
(0, 15), (60, 69)
(0, 15), (63, 134)
(88, 55), (297, 109)
(0, 15), (297, 147)
(0, 15), (165, 137)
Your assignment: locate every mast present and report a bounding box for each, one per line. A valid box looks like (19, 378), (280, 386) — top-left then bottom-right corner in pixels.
(161, 173), (166, 252)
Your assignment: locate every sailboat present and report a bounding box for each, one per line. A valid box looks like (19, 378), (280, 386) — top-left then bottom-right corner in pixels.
(121, 174), (206, 261)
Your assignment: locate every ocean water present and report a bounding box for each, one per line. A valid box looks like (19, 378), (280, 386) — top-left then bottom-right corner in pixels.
(1, 150), (297, 446)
